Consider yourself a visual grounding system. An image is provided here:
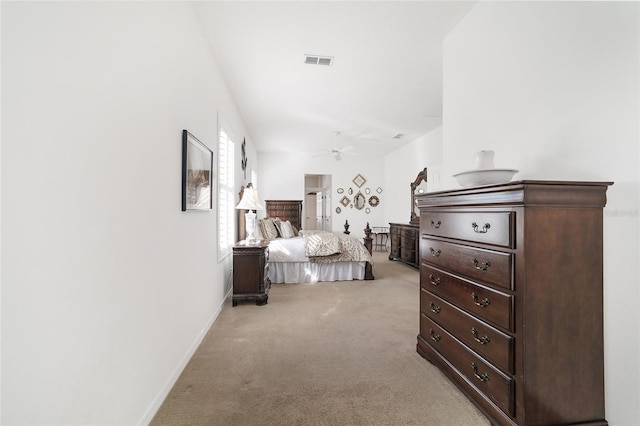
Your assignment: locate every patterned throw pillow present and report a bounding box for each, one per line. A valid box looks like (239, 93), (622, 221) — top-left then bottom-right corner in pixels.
(259, 218), (278, 240)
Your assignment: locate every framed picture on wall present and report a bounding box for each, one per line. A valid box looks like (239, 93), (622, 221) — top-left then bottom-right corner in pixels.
(182, 130), (213, 211)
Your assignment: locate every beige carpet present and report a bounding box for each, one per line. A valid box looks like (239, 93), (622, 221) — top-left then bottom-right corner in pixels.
(151, 252), (490, 425)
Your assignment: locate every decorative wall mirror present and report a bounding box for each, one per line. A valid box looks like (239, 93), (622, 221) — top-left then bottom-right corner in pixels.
(354, 191), (366, 210)
(348, 188), (353, 195)
(368, 195), (380, 207)
(340, 196), (351, 207)
(352, 174), (366, 188)
(410, 168), (428, 225)
(337, 188), (344, 194)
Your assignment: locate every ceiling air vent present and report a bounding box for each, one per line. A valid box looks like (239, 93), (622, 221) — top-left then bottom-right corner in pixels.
(392, 133), (404, 139)
(304, 54), (333, 66)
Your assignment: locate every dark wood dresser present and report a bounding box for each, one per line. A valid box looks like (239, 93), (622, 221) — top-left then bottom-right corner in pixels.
(389, 223), (419, 268)
(265, 200), (303, 230)
(416, 180), (611, 426)
(232, 240), (270, 306)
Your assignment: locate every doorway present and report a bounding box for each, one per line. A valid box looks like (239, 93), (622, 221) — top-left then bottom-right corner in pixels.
(304, 174), (332, 231)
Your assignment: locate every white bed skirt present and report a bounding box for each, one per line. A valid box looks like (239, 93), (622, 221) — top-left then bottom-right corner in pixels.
(268, 261), (366, 284)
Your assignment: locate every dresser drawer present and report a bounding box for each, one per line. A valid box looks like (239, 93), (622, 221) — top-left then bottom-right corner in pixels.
(421, 315), (514, 417)
(421, 239), (513, 290)
(420, 289), (514, 373)
(400, 229), (417, 247)
(421, 264), (513, 330)
(401, 248), (416, 262)
(421, 211), (514, 248)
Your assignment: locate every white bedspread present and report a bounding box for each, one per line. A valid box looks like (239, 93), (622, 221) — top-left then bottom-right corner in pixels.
(268, 261), (365, 284)
(266, 234), (371, 283)
(268, 237), (309, 262)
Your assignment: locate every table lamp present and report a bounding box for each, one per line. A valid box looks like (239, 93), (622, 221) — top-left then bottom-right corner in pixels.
(235, 183), (264, 242)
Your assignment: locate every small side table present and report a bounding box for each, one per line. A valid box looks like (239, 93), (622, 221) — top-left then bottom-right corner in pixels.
(371, 226), (389, 251)
(232, 240), (270, 306)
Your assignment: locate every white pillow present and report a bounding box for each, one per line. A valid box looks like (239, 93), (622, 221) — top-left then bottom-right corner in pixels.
(279, 220), (295, 239)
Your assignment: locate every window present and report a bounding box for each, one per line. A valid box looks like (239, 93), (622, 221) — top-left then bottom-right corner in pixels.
(217, 121), (235, 261)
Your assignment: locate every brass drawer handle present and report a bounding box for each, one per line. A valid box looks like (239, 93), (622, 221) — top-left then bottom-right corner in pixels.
(430, 248), (441, 257)
(471, 292), (491, 308)
(429, 329), (441, 342)
(430, 301), (441, 314)
(472, 257), (491, 271)
(472, 222), (491, 233)
(471, 363), (490, 382)
(471, 327), (491, 345)
(430, 220), (442, 229)
(429, 274), (441, 286)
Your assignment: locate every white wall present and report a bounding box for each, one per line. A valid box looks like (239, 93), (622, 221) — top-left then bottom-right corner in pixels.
(1, 2), (253, 424)
(259, 152), (385, 239)
(443, 2), (640, 424)
(384, 126), (444, 225)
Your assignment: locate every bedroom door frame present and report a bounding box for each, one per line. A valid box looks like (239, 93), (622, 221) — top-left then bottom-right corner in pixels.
(304, 174), (332, 231)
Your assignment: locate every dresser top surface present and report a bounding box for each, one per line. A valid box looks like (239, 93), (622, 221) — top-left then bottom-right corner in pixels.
(234, 240), (270, 249)
(416, 180), (612, 208)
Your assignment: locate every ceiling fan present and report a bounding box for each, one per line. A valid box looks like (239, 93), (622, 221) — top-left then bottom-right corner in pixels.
(313, 131), (358, 161)
(314, 145), (356, 161)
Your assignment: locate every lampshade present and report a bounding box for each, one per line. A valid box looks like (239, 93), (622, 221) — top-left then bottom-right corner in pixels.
(236, 186), (264, 211)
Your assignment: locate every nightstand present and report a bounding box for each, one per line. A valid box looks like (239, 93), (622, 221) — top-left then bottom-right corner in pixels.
(232, 240), (270, 306)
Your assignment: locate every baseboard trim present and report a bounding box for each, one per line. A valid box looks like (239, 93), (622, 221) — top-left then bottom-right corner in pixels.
(137, 289), (233, 425)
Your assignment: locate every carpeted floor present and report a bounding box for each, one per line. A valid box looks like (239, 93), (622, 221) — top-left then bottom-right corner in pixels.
(151, 252), (490, 425)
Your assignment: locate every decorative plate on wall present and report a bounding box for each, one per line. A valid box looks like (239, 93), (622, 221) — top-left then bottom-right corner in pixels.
(369, 195), (380, 207)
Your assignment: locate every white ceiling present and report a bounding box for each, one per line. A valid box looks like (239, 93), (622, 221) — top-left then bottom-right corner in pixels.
(195, 1), (476, 157)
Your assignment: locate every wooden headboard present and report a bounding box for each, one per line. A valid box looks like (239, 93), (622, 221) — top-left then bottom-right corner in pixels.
(265, 200), (303, 231)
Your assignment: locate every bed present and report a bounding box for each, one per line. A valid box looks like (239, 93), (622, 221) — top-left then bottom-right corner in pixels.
(255, 200), (374, 283)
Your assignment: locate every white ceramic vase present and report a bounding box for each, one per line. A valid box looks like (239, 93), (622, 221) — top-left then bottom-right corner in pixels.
(474, 150), (495, 170)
